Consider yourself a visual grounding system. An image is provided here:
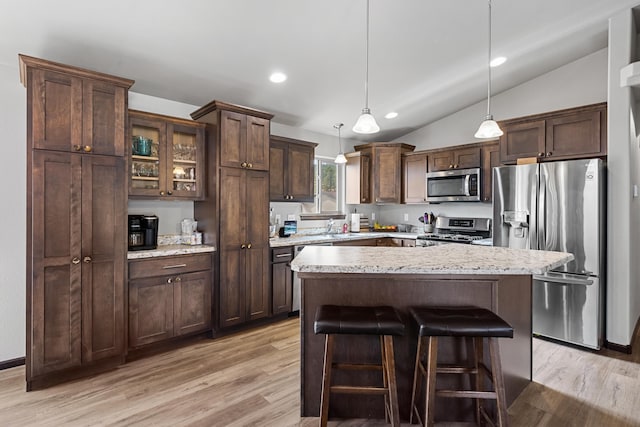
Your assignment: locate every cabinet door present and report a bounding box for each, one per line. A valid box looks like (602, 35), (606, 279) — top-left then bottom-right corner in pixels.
(481, 142), (500, 202)
(30, 68), (83, 153)
(545, 109), (604, 160)
(82, 80), (127, 157)
(346, 152), (372, 204)
(219, 168), (247, 328)
(30, 151), (83, 376)
(129, 276), (174, 348)
(220, 110), (246, 169)
(287, 143), (315, 201)
(167, 122), (205, 199)
(269, 140), (287, 201)
(246, 116), (270, 171)
(374, 147), (401, 203)
(272, 262), (292, 314)
(129, 115), (165, 197)
(454, 147), (481, 169)
(81, 155), (126, 362)
(428, 150), (455, 172)
(499, 120), (545, 164)
(403, 154), (427, 203)
(245, 171), (270, 320)
(174, 270), (212, 336)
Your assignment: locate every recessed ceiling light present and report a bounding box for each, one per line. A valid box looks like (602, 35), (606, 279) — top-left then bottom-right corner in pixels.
(490, 57), (507, 68)
(269, 72), (287, 83)
(385, 112), (398, 119)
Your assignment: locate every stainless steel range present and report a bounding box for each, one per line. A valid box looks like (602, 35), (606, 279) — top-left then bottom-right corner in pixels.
(416, 216), (491, 247)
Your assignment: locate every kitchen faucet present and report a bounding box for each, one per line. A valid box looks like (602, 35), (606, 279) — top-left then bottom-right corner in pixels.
(326, 218), (334, 233)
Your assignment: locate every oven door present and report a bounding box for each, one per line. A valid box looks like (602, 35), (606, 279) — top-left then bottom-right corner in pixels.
(426, 168), (480, 202)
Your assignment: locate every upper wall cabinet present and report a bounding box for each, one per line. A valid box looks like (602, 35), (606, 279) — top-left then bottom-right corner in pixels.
(20, 54), (133, 157)
(481, 141), (500, 203)
(347, 142), (415, 204)
(499, 103), (607, 164)
(402, 152), (428, 204)
(270, 136), (317, 202)
(219, 110), (270, 171)
(428, 146), (481, 172)
(128, 110), (206, 200)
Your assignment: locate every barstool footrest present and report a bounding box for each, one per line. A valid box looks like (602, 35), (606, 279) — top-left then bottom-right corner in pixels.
(333, 362), (383, 371)
(331, 385), (389, 395)
(437, 389), (498, 400)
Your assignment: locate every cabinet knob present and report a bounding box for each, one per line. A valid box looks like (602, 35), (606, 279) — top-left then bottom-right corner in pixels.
(241, 162), (248, 168)
(538, 152), (544, 157)
(83, 145), (92, 153)
(175, 276), (182, 282)
(247, 163), (253, 168)
(73, 145), (82, 152)
(167, 277), (173, 284)
(362, 198), (366, 202)
(247, 243), (252, 249)
(71, 257), (80, 265)
(160, 191), (165, 196)
(546, 152), (552, 157)
(167, 191), (173, 195)
(241, 244), (246, 249)
(454, 164), (458, 168)
(83, 256), (92, 264)
(449, 164), (454, 169)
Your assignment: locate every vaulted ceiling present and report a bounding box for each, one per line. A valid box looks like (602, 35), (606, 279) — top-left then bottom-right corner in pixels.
(2, 0), (638, 141)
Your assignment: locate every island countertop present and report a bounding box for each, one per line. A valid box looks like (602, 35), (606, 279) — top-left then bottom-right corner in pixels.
(290, 244), (573, 275)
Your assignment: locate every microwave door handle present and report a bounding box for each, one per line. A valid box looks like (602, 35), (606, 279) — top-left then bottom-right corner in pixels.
(464, 174), (471, 196)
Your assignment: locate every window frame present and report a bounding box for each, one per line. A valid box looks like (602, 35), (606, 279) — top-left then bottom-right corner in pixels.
(299, 156), (345, 220)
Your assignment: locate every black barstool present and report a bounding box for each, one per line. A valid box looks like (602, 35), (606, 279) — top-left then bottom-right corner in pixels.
(409, 306), (514, 427)
(314, 305), (405, 427)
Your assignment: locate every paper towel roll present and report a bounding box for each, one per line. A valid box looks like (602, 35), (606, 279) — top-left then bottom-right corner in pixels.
(350, 213), (361, 233)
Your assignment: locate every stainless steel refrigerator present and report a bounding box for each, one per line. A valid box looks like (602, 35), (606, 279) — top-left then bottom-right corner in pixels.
(493, 158), (605, 349)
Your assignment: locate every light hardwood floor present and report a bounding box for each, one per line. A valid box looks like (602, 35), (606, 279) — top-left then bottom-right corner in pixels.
(1, 317), (639, 426)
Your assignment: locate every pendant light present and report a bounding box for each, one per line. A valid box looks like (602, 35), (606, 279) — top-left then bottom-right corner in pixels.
(474, 0), (503, 139)
(334, 123), (347, 164)
(352, 0), (380, 134)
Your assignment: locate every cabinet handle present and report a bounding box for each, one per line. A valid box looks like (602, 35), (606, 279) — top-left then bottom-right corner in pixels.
(241, 162), (248, 168)
(167, 277), (173, 284)
(538, 152), (544, 157)
(247, 243), (252, 249)
(454, 164), (458, 168)
(73, 145), (82, 152)
(241, 244), (246, 249)
(167, 191), (173, 195)
(546, 152), (552, 157)
(83, 256), (92, 264)
(175, 276), (182, 282)
(449, 164), (454, 169)
(162, 263), (187, 269)
(362, 198), (366, 202)
(247, 163), (253, 168)
(160, 191), (165, 196)
(83, 145), (92, 153)
(71, 257), (80, 265)
(275, 253), (291, 258)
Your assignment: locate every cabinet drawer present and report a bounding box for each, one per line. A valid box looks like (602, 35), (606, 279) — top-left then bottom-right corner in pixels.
(129, 254), (212, 280)
(272, 247), (293, 262)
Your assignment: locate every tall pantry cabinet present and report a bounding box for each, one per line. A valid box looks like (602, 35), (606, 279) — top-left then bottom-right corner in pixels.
(191, 101), (273, 329)
(20, 55), (134, 390)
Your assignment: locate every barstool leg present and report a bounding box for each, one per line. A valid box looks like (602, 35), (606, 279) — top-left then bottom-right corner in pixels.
(489, 338), (509, 427)
(474, 337), (484, 425)
(380, 336), (390, 423)
(383, 335), (401, 427)
(424, 336), (438, 427)
(410, 336), (426, 424)
(319, 334), (335, 427)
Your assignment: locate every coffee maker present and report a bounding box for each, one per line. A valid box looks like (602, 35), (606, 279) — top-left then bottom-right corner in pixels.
(128, 215), (159, 251)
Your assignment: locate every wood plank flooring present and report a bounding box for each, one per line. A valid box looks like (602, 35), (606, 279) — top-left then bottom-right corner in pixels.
(0, 317), (639, 426)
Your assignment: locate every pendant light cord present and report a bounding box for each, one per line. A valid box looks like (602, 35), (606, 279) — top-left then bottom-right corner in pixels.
(364, 0), (370, 110)
(486, 0), (492, 117)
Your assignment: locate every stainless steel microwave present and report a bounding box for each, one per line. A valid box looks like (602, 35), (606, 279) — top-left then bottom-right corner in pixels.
(425, 167), (481, 202)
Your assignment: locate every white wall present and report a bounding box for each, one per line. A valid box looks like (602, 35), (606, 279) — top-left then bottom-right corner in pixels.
(0, 63), (26, 361)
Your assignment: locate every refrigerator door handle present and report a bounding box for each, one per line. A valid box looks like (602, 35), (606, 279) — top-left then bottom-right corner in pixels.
(533, 274), (594, 286)
(538, 167), (546, 250)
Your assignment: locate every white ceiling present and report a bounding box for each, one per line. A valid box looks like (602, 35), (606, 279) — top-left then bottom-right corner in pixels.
(2, 0), (638, 142)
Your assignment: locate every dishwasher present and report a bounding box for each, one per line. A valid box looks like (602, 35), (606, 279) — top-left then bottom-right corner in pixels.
(292, 243), (332, 313)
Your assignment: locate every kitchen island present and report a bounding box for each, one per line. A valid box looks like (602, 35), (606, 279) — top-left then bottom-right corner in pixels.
(291, 244), (573, 422)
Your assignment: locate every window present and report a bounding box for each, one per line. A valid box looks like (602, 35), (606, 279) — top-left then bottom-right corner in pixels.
(301, 156), (344, 218)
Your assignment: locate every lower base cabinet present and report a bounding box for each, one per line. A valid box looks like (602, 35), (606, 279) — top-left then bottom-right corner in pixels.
(128, 254), (213, 348)
(271, 247), (293, 314)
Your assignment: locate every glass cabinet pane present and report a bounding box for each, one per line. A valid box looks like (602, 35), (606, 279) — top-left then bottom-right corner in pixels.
(131, 124), (160, 191)
(170, 131), (197, 194)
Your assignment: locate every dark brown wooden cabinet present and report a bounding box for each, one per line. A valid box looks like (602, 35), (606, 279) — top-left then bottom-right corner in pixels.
(128, 254), (213, 348)
(428, 146), (481, 172)
(270, 136), (317, 202)
(21, 55), (133, 390)
(347, 143), (415, 204)
(402, 153), (428, 203)
(499, 103), (607, 164)
(219, 110), (270, 171)
(481, 141), (500, 202)
(271, 247), (293, 314)
(128, 110), (205, 200)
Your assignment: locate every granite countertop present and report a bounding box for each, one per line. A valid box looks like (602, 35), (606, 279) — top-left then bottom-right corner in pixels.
(127, 244), (216, 260)
(290, 245), (572, 275)
(269, 232), (419, 247)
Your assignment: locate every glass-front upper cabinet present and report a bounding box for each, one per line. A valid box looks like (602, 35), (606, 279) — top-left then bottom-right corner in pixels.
(129, 110), (205, 200)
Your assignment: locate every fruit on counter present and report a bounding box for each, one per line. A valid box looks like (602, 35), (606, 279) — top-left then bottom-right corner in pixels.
(373, 222), (397, 231)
